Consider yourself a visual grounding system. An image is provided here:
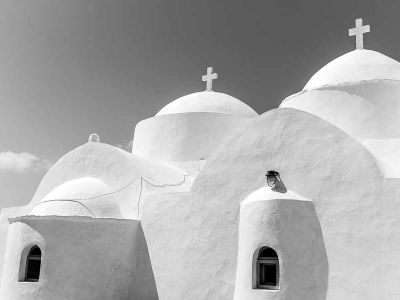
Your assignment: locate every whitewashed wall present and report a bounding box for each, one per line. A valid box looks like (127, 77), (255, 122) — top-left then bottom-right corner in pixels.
(141, 107), (399, 299)
(282, 80), (400, 142)
(0, 216), (158, 300)
(132, 112), (254, 162)
(234, 190), (327, 300)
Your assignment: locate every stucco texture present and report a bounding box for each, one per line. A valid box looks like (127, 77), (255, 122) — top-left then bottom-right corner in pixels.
(141, 107), (398, 299)
(3, 48), (400, 300)
(303, 49), (400, 90)
(155, 91), (258, 117)
(28, 142), (191, 219)
(234, 197), (327, 300)
(282, 80), (400, 142)
(132, 112), (254, 162)
(0, 142), (193, 296)
(0, 216), (158, 300)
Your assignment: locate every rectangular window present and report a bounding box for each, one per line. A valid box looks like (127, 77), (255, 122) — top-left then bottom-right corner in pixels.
(259, 263), (277, 286)
(256, 260), (279, 289)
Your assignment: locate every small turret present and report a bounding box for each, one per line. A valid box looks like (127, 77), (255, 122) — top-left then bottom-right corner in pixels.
(234, 172), (327, 300)
(88, 133), (100, 143)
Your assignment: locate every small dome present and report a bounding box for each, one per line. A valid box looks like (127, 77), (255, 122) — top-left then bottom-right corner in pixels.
(156, 91), (258, 118)
(304, 50), (400, 90)
(31, 201), (94, 217)
(242, 187), (310, 205)
(41, 177), (110, 201)
(31, 177), (122, 218)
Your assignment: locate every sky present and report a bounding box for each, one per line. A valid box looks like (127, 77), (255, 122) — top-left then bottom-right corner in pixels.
(0, 0), (399, 208)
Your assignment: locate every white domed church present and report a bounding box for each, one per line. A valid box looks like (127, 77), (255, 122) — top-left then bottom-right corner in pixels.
(1, 18), (400, 299)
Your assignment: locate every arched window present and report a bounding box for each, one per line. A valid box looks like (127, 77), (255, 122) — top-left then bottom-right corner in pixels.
(254, 247), (279, 290)
(24, 246), (42, 282)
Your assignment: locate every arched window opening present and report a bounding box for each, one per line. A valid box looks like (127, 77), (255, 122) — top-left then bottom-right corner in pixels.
(24, 246), (41, 282)
(254, 246), (279, 290)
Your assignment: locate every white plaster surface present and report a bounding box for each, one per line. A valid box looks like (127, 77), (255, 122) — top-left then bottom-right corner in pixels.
(0, 138), (194, 297)
(281, 80), (400, 141)
(40, 177), (110, 201)
(363, 139), (400, 178)
(140, 107), (400, 299)
(304, 50), (400, 90)
(4, 48), (400, 300)
(0, 216), (158, 300)
(31, 201), (96, 217)
(0, 205), (30, 286)
(27, 142), (191, 219)
(234, 189), (327, 300)
(132, 112), (254, 162)
(31, 177), (123, 218)
(242, 187), (311, 203)
(155, 91), (258, 117)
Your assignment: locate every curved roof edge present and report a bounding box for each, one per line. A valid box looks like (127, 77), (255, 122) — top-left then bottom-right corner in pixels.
(156, 91), (258, 118)
(363, 139), (400, 178)
(242, 187), (311, 205)
(304, 49), (400, 90)
(8, 215), (138, 224)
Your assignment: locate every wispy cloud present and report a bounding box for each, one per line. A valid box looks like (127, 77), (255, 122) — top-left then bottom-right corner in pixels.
(0, 151), (51, 174)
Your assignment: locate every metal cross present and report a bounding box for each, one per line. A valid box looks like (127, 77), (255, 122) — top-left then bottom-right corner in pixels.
(202, 67), (218, 91)
(348, 18), (370, 50)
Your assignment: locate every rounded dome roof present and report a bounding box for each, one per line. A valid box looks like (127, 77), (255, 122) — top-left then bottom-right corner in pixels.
(242, 187), (310, 205)
(155, 91), (258, 117)
(31, 201), (94, 217)
(31, 177), (122, 218)
(304, 50), (400, 90)
(41, 177), (110, 201)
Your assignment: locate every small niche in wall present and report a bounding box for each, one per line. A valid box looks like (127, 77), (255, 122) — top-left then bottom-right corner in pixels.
(253, 246), (279, 290)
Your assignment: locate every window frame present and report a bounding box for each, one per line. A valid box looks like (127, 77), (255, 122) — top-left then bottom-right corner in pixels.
(19, 245), (42, 283)
(253, 246), (280, 290)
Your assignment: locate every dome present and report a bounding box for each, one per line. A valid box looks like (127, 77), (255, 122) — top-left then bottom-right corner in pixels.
(155, 91), (258, 118)
(31, 201), (94, 217)
(31, 177), (122, 218)
(304, 50), (400, 90)
(242, 187), (310, 205)
(41, 177), (110, 201)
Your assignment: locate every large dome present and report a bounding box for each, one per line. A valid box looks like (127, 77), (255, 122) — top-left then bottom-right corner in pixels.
(304, 50), (400, 90)
(156, 91), (258, 117)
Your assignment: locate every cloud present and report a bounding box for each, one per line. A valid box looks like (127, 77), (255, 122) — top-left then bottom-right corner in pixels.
(0, 151), (51, 174)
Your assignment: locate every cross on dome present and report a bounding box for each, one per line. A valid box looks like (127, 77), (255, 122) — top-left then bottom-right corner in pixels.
(202, 67), (218, 91)
(348, 18), (370, 50)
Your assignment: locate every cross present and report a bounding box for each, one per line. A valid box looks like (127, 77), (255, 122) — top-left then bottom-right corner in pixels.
(202, 67), (218, 91)
(348, 18), (370, 50)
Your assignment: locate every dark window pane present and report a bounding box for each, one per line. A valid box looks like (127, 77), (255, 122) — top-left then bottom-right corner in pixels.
(23, 246), (42, 282)
(259, 247), (278, 259)
(26, 259), (41, 281)
(29, 247), (41, 256)
(259, 263), (277, 286)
